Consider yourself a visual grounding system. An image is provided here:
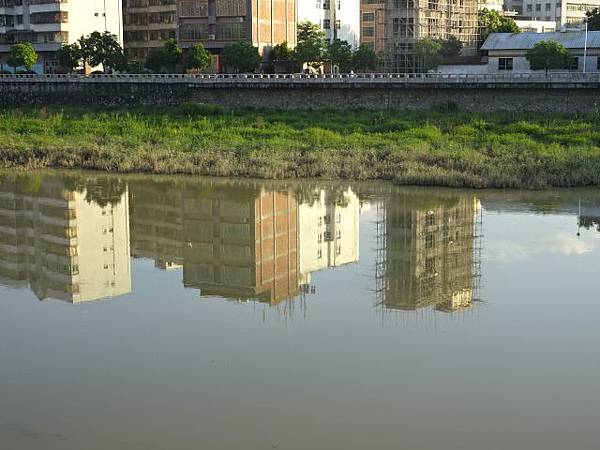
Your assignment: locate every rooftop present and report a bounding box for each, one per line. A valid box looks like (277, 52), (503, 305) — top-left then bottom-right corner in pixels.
(481, 31), (600, 51)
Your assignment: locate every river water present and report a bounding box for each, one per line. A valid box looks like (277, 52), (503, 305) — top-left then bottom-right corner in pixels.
(0, 171), (599, 450)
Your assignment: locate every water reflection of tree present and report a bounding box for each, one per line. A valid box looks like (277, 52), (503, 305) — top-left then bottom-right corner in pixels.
(579, 217), (600, 232)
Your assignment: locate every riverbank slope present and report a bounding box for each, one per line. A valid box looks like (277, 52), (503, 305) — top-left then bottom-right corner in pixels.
(2, 105), (599, 189)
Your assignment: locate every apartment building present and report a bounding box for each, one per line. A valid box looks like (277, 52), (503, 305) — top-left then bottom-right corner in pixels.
(0, 0), (122, 73)
(123, 0), (296, 69)
(182, 186), (300, 305)
(129, 180), (300, 305)
(506, 0), (600, 28)
(177, 0), (297, 70)
(0, 175), (131, 303)
(122, 0), (177, 60)
(364, 0), (478, 72)
(360, 0), (386, 52)
(297, 187), (360, 288)
(298, 0), (361, 47)
(377, 194), (480, 312)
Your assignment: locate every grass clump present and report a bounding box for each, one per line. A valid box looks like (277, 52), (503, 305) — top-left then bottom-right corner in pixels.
(1, 104), (600, 189)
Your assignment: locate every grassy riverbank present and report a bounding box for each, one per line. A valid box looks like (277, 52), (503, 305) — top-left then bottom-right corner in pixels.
(1, 104), (600, 188)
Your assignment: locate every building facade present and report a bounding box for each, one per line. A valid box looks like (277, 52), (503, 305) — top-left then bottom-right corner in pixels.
(506, 0), (600, 29)
(360, 0), (386, 53)
(299, 0), (361, 48)
(124, 0), (296, 70)
(122, 0), (178, 60)
(0, 0), (122, 73)
(377, 193), (480, 313)
(297, 187), (360, 288)
(374, 0), (479, 72)
(0, 175), (131, 303)
(480, 31), (600, 73)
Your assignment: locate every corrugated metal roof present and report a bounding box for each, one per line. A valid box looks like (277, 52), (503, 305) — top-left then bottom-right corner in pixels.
(481, 31), (600, 51)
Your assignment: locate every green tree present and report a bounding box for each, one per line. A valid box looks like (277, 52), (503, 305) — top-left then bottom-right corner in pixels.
(414, 37), (442, 72)
(351, 44), (378, 72)
(222, 42), (261, 73)
(144, 39), (182, 73)
(271, 41), (294, 61)
(182, 43), (212, 72)
(440, 36), (463, 58)
(327, 39), (353, 72)
(586, 8), (600, 31)
(478, 9), (520, 43)
(79, 31), (126, 72)
(8, 42), (37, 73)
(56, 43), (81, 73)
(295, 21), (327, 70)
(526, 40), (571, 73)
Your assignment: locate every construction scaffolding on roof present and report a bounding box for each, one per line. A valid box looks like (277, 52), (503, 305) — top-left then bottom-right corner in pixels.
(370, 0), (479, 72)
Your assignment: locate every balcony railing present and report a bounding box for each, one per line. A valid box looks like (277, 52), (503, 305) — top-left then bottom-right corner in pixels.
(0, 72), (599, 84)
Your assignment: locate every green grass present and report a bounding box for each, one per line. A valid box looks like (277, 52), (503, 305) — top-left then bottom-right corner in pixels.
(1, 104), (600, 188)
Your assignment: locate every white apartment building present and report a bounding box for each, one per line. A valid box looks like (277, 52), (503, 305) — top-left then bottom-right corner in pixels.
(0, 0), (123, 73)
(0, 177), (132, 303)
(515, 18), (557, 31)
(478, 0), (505, 11)
(298, 187), (360, 287)
(506, 0), (600, 29)
(298, 0), (360, 48)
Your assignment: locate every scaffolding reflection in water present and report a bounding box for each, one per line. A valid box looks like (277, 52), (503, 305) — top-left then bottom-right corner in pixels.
(374, 192), (483, 320)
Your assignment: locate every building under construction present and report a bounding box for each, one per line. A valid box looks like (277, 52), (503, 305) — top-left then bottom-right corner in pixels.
(360, 0), (479, 72)
(374, 191), (482, 313)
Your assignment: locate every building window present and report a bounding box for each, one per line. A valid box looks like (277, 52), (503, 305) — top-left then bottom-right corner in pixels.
(362, 26), (374, 37)
(568, 57), (578, 70)
(335, 19), (340, 29)
(322, 19), (331, 29)
(535, 3), (541, 11)
(545, 2), (551, 9)
(527, 4), (532, 11)
(362, 12), (375, 21)
(498, 57), (513, 71)
(597, 57), (600, 71)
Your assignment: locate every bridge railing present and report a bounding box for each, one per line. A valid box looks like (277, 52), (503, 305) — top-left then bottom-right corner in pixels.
(0, 72), (599, 83)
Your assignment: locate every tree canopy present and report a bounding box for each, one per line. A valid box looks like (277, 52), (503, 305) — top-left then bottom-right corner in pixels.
(270, 41), (294, 61)
(145, 39), (182, 73)
(295, 21), (327, 69)
(414, 38), (443, 72)
(526, 40), (571, 73)
(352, 44), (378, 72)
(8, 42), (37, 72)
(478, 9), (520, 43)
(586, 8), (600, 31)
(327, 39), (353, 72)
(440, 36), (463, 58)
(182, 43), (212, 72)
(78, 31), (126, 72)
(222, 42), (261, 73)
(56, 43), (81, 73)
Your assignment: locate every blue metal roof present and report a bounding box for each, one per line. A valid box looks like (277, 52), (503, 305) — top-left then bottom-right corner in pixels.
(481, 31), (600, 51)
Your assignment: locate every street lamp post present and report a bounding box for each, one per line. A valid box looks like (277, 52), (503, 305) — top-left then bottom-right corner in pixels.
(583, 19), (588, 73)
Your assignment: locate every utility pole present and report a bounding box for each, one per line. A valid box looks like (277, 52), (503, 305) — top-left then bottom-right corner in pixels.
(583, 19), (588, 73)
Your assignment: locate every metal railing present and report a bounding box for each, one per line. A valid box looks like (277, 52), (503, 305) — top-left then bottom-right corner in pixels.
(0, 72), (599, 84)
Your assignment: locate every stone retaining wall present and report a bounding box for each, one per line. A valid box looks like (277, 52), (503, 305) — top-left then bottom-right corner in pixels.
(1, 81), (599, 112)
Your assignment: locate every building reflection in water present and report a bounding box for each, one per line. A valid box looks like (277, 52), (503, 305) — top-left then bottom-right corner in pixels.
(0, 172), (486, 313)
(376, 192), (482, 313)
(0, 174), (131, 303)
(130, 181), (363, 306)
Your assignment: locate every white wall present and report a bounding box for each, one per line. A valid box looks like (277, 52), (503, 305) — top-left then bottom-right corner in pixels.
(298, 0), (360, 48)
(68, 0), (123, 44)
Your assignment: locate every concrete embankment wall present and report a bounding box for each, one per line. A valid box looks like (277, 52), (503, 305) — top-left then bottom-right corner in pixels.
(1, 80), (600, 112)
